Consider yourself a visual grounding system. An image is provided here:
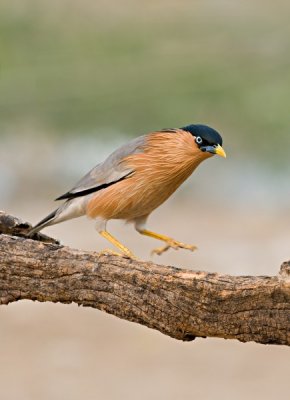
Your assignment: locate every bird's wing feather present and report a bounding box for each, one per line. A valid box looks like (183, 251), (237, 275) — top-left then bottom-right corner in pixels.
(55, 135), (146, 200)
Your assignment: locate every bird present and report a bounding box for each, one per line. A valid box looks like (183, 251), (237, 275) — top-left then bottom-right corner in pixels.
(29, 124), (226, 258)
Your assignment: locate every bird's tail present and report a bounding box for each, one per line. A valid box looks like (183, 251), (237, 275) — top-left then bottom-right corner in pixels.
(28, 198), (86, 237)
(28, 209), (59, 236)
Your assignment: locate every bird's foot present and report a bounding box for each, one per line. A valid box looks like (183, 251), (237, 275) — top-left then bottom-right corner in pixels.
(99, 248), (123, 257)
(99, 248), (138, 260)
(151, 240), (197, 256)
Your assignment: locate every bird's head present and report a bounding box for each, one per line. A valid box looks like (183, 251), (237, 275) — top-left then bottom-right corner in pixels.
(181, 124), (226, 158)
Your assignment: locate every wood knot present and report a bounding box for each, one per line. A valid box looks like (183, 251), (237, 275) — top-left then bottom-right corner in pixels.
(0, 211), (59, 245)
(0, 212), (29, 234)
(279, 261), (290, 287)
(280, 261), (290, 276)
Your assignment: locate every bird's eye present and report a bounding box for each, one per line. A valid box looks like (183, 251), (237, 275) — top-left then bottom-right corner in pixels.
(195, 136), (203, 145)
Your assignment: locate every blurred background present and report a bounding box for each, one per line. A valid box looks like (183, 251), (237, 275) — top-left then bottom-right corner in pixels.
(1, 0), (290, 399)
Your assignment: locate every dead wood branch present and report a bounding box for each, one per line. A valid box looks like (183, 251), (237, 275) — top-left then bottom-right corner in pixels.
(0, 211), (289, 345)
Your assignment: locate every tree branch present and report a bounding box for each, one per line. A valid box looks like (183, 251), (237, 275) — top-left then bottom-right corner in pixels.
(0, 211), (289, 346)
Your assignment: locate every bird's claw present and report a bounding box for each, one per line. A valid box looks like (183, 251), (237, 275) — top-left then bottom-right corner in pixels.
(151, 240), (198, 256)
(151, 244), (171, 256)
(99, 248), (124, 257)
(99, 248), (138, 260)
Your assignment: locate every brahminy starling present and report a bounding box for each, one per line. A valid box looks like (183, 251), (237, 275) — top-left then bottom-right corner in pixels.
(30, 124), (226, 257)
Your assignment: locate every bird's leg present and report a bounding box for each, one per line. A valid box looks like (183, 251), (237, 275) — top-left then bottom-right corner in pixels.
(99, 230), (136, 259)
(137, 228), (197, 256)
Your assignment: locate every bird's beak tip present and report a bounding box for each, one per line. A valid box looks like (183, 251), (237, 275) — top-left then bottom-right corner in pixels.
(215, 144), (227, 158)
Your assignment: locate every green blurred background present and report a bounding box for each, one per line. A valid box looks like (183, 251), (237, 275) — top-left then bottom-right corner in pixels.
(1, 1), (290, 400)
(1, 0), (290, 162)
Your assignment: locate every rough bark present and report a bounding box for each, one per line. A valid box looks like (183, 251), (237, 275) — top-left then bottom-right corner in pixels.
(0, 211), (289, 345)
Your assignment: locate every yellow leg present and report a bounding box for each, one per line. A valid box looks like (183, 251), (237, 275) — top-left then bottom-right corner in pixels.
(139, 229), (197, 256)
(99, 230), (136, 259)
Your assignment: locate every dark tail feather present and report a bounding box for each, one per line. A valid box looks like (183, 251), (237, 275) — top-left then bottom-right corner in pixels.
(29, 209), (58, 236)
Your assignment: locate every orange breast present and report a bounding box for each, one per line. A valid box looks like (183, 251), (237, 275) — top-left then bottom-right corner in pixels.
(86, 130), (211, 221)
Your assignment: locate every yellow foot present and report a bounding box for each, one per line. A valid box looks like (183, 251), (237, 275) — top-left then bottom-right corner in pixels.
(151, 240), (197, 256)
(99, 248), (137, 259)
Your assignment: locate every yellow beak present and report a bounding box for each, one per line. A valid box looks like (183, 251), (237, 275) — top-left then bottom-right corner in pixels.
(214, 144), (227, 158)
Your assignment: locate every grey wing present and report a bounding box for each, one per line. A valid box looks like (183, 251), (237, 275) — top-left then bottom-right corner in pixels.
(55, 135), (146, 200)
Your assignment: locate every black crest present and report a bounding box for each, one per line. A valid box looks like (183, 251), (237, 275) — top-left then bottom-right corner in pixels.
(181, 124), (223, 146)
